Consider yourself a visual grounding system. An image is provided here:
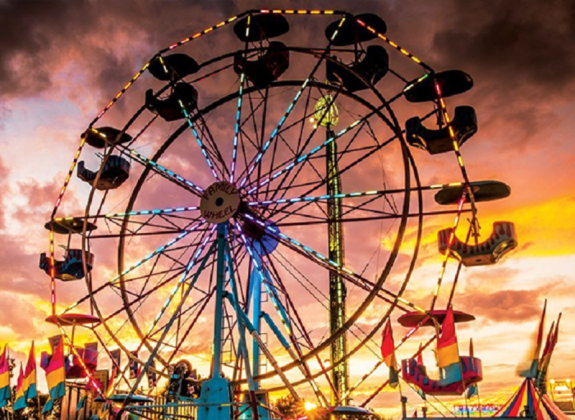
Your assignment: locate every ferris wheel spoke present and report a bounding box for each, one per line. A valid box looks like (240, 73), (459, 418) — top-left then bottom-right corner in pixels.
(63, 222), (206, 315)
(121, 147), (204, 197)
(241, 214), (422, 313)
(272, 209), (471, 227)
(148, 289), (212, 341)
(238, 16), (347, 189)
(244, 113), (375, 196)
(260, 88), (344, 204)
(182, 108), (226, 181)
(266, 119), (411, 225)
(229, 15), (252, 183)
(52, 205), (201, 225)
(247, 188), (411, 207)
(132, 225), (216, 351)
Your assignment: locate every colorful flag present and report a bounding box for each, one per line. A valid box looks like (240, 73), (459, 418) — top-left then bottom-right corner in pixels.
(13, 363), (27, 411)
(23, 341), (37, 400)
(381, 319), (399, 387)
(129, 351), (141, 379)
(0, 346), (10, 408)
(540, 313), (561, 375)
(520, 301), (546, 378)
(437, 306), (461, 385)
(43, 340), (66, 414)
(467, 384), (478, 399)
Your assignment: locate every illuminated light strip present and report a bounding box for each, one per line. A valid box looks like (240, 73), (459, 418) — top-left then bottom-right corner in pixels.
(403, 73), (431, 94)
(49, 135), (88, 315)
(54, 206), (200, 222)
(105, 206), (199, 218)
(63, 221), (205, 313)
(164, 15), (241, 51)
(431, 194), (466, 310)
(429, 79), (478, 309)
(230, 14), (251, 183)
(245, 116), (365, 194)
(355, 19), (431, 70)
(128, 149), (204, 193)
(230, 73), (245, 183)
(260, 9), (336, 15)
(248, 189), (391, 206)
(180, 103), (220, 181)
(239, 16), (347, 188)
(242, 214), (425, 313)
(49, 230), (56, 316)
(94, 62), (150, 123)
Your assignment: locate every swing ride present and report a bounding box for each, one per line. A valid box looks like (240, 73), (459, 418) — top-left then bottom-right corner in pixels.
(36, 8), (521, 419)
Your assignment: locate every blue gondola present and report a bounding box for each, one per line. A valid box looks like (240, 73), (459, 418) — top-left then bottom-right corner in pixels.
(39, 249), (94, 281)
(78, 155), (130, 190)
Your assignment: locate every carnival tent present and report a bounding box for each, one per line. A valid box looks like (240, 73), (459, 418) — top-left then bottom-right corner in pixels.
(493, 379), (569, 420)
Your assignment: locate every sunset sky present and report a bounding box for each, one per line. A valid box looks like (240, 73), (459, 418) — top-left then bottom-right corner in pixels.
(1, 0), (574, 417)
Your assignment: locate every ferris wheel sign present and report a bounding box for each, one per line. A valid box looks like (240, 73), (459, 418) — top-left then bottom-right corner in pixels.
(200, 181), (240, 224)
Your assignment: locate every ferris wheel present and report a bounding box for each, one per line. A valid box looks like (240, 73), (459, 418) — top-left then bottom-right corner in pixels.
(41, 9), (518, 419)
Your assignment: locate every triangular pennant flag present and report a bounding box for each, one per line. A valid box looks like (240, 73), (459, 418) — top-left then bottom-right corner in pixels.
(381, 319), (399, 388)
(0, 345), (10, 408)
(14, 363), (27, 411)
(43, 339), (66, 413)
(520, 301), (546, 378)
(437, 306), (462, 385)
(23, 341), (38, 400)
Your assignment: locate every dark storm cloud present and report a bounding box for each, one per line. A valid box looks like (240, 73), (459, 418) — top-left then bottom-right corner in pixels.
(432, 0), (575, 92)
(0, 0), (238, 99)
(427, 0), (575, 148)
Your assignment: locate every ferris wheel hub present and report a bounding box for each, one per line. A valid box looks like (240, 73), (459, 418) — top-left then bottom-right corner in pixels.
(200, 181), (240, 224)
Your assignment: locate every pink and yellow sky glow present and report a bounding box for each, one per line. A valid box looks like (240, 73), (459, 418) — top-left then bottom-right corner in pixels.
(1, 0), (574, 417)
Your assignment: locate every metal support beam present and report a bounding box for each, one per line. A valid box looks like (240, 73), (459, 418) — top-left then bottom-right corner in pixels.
(211, 223), (228, 379)
(326, 128), (349, 405)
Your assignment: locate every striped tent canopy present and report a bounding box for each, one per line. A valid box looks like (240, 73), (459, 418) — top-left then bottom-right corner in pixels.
(494, 379), (569, 420)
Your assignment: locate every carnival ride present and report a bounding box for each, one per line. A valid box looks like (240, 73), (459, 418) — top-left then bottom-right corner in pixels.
(39, 9), (519, 419)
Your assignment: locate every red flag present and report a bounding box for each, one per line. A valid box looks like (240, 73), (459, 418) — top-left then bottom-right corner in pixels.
(381, 320), (398, 388)
(436, 306), (461, 385)
(534, 300), (547, 361)
(437, 306), (459, 367)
